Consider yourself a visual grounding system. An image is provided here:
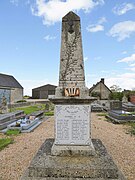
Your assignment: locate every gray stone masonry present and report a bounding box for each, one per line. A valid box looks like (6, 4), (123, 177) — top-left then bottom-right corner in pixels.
(55, 11), (89, 98)
(21, 139), (125, 180)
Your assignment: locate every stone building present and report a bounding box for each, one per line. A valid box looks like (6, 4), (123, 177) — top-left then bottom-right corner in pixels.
(0, 73), (23, 104)
(32, 84), (57, 99)
(89, 78), (111, 100)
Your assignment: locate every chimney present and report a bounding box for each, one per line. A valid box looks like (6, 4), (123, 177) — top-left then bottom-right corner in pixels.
(101, 78), (104, 84)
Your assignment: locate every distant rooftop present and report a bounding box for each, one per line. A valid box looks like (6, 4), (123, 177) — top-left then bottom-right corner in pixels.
(0, 73), (23, 89)
(32, 84), (57, 91)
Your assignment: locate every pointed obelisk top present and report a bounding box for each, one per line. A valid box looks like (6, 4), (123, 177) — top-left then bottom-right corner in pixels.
(62, 11), (80, 21)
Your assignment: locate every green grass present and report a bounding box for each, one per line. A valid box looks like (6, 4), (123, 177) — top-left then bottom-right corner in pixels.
(6, 129), (20, 136)
(125, 122), (135, 135)
(16, 100), (27, 103)
(45, 111), (54, 116)
(97, 113), (107, 117)
(11, 104), (46, 115)
(0, 138), (13, 151)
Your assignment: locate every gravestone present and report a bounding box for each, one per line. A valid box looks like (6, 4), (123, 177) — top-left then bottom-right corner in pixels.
(110, 100), (122, 110)
(21, 12), (125, 180)
(122, 94), (128, 103)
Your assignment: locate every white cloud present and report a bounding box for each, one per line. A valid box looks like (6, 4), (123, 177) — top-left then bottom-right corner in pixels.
(87, 16), (106, 32)
(122, 51), (127, 55)
(129, 63), (135, 67)
(101, 70), (109, 73)
(94, 56), (102, 60)
(113, 3), (135, 15)
(31, 0), (104, 25)
(117, 54), (135, 63)
(44, 35), (56, 41)
(97, 16), (107, 24)
(106, 73), (135, 90)
(84, 57), (88, 62)
(87, 24), (104, 32)
(129, 67), (135, 72)
(109, 21), (135, 41)
(10, 0), (19, 6)
(25, 0), (31, 5)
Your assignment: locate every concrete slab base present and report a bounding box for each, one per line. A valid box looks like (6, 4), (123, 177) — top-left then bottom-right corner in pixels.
(21, 139), (125, 180)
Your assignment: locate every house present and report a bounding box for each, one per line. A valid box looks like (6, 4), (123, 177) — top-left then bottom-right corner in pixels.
(32, 84), (57, 99)
(89, 78), (111, 100)
(0, 73), (23, 104)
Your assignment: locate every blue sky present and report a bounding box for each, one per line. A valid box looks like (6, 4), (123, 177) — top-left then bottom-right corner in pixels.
(0, 0), (135, 95)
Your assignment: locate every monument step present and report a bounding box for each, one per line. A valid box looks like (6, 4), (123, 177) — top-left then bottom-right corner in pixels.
(21, 139), (125, 180)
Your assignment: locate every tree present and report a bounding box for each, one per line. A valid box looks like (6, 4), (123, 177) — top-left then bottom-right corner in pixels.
(110, 85), (122, 92)
(109, 91), (123, 101)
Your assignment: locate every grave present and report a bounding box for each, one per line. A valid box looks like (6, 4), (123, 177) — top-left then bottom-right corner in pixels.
(0, 110), (24, 131)
(107, 101), (135, 123)
(7, 116), (41, 133)
(91, 103), (104, 112)
(21, 11), (125, 180)
(110, 100), (122, 111)
(107, 110), (135, 123)
(0, 110), (42, 133)
(29, 110), (44, 120)
(122, 102), (135, 112)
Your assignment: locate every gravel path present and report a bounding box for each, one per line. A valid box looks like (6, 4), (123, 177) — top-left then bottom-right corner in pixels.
(0, 117), (54, 180)
(0, 113), (135, 180)
(91, 113), (135, 180)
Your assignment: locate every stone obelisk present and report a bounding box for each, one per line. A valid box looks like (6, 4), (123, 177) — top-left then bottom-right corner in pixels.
(21, 11), (125, 180)
(50, 11), (96, 156)
(55, 11), (89, 98)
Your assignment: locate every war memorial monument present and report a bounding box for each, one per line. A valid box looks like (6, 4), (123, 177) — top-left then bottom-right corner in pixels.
(22, 11), (125, 180)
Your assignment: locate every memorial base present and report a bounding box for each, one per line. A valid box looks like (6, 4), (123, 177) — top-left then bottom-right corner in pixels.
(21, 139), (125, 180)
(51, 143), (95, 156)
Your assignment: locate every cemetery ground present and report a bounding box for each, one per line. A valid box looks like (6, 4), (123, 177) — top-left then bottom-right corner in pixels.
(0, 113), (135, 180)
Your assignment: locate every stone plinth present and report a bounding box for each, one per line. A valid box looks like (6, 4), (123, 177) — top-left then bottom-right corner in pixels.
(21, 139), (125, 180)
(49, 97), (96, 156)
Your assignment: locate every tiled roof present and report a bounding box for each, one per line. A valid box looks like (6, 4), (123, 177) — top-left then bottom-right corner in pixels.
(0, 73), (23, 89)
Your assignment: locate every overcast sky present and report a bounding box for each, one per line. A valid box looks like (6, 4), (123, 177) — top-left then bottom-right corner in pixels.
(0, 0), (135, 95)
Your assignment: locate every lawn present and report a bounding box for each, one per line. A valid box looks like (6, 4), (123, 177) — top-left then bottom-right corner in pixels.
(97, 113), (107, 117)
(11, 104), (46, 115)
(125, 122), (135, 135)
(6, 129), (20, 136)
(0, 138), (13, 151)
(45, 111), (54, 116)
